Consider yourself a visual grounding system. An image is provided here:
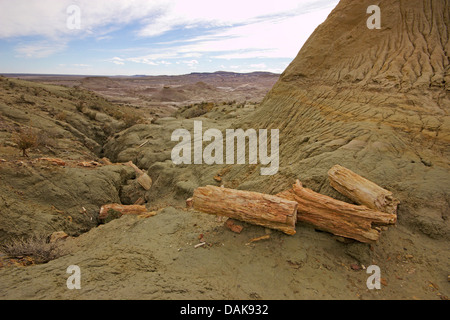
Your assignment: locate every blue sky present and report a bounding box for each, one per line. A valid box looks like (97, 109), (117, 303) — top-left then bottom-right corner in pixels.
(0, 0), (338, 76)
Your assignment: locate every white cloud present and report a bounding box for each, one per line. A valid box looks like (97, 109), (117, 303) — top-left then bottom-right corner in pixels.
(109, 57), (125, 65)
(181, 6), (336, 59)
(182, 60), (199, 68)
(118, 2), (337, 65)
(0, 0), (337, 43)
(250, 63), (267, 69)
(0, 0), (169, 39)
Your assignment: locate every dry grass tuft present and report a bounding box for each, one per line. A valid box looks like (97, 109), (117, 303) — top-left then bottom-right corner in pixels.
(1, 234), (65, 264)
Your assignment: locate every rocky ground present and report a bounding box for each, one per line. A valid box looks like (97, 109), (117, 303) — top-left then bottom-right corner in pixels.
(0, 76), (448, 300)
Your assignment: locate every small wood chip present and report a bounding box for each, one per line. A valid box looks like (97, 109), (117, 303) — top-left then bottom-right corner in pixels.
(38, 158), (66, 166)
(194, 242), (206, 249)
(137, 173), (152, 191)
(134, 197), (146, 205)
(246, 235), (270, 245)
(77, 161), (101, 167)
(350, 264), (361, 271)
(225, 219), (244, 234)
(100, 157), (113, 165)
(186, 197), (194, 208)
(138, 140), (150, 148)
(138, 211), (157, 219)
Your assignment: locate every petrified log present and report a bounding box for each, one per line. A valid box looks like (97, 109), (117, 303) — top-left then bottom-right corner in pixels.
(125, 161), (152, 191)
(77, 161), (101, 168)
(224, 219), (244, 234)
(193, 186), (298, 235)
(277, 180), (397, 243)
(328, 165), (400, 215)
(99, 204), (148, 220)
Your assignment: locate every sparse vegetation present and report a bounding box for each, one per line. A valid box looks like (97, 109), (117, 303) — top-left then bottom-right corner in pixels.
(1, 234), (65, 264)
(87, 110), (97, 120)
(90, 104), (102, 111)
(16, 93), (35, 105)
(121, 111), (141, 127)
(75, 101), (85, 112)
(36, 130), (58, 149)
(55, 111), (67, 121)
(178, 101), (217, 119)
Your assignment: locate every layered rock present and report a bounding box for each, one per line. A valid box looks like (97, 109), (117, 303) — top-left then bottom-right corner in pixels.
(237, 0), (450, 238)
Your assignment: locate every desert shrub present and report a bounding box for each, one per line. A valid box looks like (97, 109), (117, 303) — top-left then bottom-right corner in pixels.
(186, 107), (208, 119)
(18, 94), (26, 103)
(75, 101), (85, 112)
(109, 109), (124, 120)
(1, 234), (64, 264)
(13, 127), (38, 157)
(87, 110), (97, 120)
(36, 130), (58, 148)
(33, 87), (41, 96)
(101, 123), (114, 136)
(90, 104), (102, 111)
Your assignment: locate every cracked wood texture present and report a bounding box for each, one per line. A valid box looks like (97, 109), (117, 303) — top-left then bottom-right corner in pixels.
(328, 165), (400, 215)
(277, 180), (397, 243)
(193, 186), (298, 235)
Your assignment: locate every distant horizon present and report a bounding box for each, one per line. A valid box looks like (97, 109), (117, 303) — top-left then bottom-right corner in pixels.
(0, 0), (338, 76)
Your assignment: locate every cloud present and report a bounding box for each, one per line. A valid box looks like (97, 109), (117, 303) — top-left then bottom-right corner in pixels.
(0, 0), (338, 74)
(109, 57), (125, 65)
(182, 60), (199, 68)
(117, 2), (337, 65)
(0, 0), (336, 42)
(14, 41), (67, 58)
(181, 5), (337, 59)
(0, 0), (169, 39)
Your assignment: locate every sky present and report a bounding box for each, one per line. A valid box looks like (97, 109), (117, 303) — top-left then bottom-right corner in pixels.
(0, 0), (339, 76)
